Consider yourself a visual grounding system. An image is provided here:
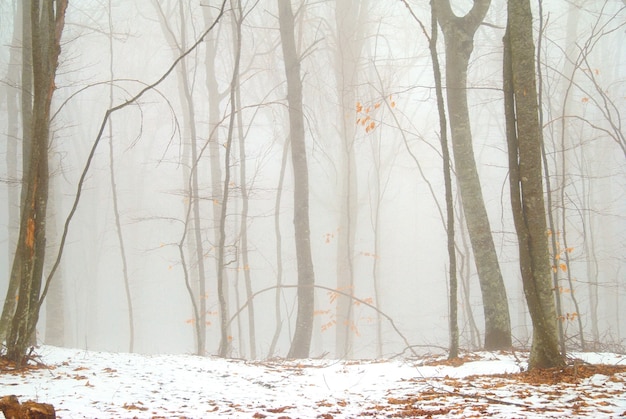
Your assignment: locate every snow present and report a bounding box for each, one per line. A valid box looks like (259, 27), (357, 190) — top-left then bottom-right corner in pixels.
(1, 346), (625, 418)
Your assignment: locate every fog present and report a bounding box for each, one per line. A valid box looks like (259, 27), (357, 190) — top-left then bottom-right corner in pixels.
(1, 0), (624, 359)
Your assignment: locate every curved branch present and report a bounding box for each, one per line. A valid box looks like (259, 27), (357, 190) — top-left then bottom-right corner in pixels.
(225, 284), (418, 358)
(38, 0), (228, 309)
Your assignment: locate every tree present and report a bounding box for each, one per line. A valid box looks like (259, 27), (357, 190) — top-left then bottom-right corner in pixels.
(4, 0), (68, 364)
(404, 0), (462, 359)
(427, 1), (459, 360)
(216, 1), (245, 358)
(232, 0), (257, 359)
(503, 0), (565, 370)
(152, 0), (208, 355)
(278, 0), (316, 359)
(433, 0), (512, 350)
(107, 0), (134, 353)
(202, 1), (229, 355)
(332, 0), (367, 359)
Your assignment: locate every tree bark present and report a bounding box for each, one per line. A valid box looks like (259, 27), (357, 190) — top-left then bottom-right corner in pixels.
(427, 0), (459, 359)
(202, 2), (228, 354)
(503, 0), (565, 370)
(268, 137), (290, 357)
(5, 0), (67, 364)
(278, 0), (316, 359)
(216, 1), (244, 357)
(434, 0), (512, 350)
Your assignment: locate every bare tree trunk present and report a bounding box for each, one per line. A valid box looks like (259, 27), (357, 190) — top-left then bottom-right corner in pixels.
(231, 5), (256, 359)
(278, 0), (316, 359)
(236, 99), (256, 358)
(217, 1), (244, 358)
(107, 0), (134, 353)
(427, 1), (459, 359)
(434, 0), (512, 350)
(458, 211), (480, 349)
(580, 175), (600, 345)
(5, 0), (21, 267)
(268, 139), (290, 357)
(503, 0), (564, 370)
(553, 0), (585, 351)
(202, 2), (228, 355)
(368, 138), (384, 358)
(333, 0), (366, 360)
(5, 0), (67, 364)
(153, 0), (209, 355)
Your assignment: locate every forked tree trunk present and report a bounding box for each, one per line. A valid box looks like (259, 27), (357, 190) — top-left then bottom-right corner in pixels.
(278, 0), (316, 359)
(503, 0), (564, 370)
(434, 0), (512, 350)
(5, 0), (67, 364)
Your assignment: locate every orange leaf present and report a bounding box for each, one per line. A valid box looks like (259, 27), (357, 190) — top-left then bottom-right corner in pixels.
(560, 263), (567, 272)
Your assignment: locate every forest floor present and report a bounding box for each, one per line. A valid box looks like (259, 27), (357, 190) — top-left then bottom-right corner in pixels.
(0, 346), (625, 418)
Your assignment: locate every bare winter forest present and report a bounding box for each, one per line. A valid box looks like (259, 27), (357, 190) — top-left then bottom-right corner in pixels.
(0, 0), (624, 369)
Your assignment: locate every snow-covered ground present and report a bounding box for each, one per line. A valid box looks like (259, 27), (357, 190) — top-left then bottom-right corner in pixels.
(1, 346), (625, 418)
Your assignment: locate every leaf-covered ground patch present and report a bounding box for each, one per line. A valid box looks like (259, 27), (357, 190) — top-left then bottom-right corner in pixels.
(1, 346), (625, 417)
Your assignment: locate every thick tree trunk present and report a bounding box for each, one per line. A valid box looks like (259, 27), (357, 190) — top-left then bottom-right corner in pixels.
(434, 0), (512, 350)
(5, 0), (67, 364)
(278, 0), (316, 359)
(503, 0), (565, 370)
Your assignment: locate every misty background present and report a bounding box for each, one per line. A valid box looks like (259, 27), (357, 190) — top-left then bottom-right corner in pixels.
(0, 0), (624, 359)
